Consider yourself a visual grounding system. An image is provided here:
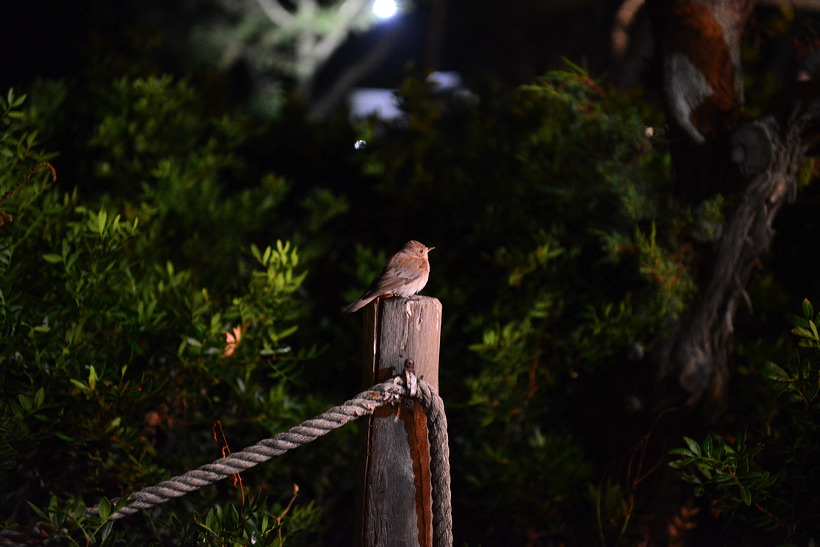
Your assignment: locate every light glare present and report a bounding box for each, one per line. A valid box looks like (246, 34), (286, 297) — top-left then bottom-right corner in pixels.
(373, 0), (397, 19)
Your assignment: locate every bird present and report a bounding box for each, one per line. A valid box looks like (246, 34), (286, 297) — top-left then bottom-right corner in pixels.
(342, 240), (435, 313)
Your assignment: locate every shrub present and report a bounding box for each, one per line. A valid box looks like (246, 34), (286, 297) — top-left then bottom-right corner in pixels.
(0, 82), (327, 544)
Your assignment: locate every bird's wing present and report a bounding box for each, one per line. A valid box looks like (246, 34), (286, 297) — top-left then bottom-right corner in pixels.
(342, 257), (427, 313)
(377, 258), (426, 292)
(369, 275), (409, 296)
(341, 267), (403, 313)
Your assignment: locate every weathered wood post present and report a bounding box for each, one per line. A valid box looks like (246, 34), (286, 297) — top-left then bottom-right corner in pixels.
(355, 295), (443, 547)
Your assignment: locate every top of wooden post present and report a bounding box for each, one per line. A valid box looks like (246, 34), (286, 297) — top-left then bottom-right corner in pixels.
(360, 295), (442, 389)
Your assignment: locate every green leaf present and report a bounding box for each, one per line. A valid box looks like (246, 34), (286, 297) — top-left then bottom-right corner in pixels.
(668, 457), (695, 469)
(97, 497), (112, 521)
(761, 362), (789, 381)
(712, 436), (725, 459)
(42, 253), (63, 264)
(18, 393), (31, 412)
(802, 298), (813, 320)
(205, 507), (219, 532)
(99, 520), (114, 542)
(97, 209), (107, 235)
(227, 502), (240, 523)
(695, 463), (712, 479)
(739, 485), (752, 506)
(273, 324), (299, 342)
(26, 501), (50, 520)
(88, 365), (98, 390)
(70, 378), (88, 391)
(683, 437), (701, 456)
(791, 327), (813, 338)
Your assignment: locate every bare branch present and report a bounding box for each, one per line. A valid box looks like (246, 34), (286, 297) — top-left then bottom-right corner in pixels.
(255, 0), (295, 27)
(294, 0), (319, 97)
(312, 0), (371, 69)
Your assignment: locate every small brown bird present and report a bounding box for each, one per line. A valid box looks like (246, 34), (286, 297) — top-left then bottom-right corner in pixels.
(342, 240), (435, 313)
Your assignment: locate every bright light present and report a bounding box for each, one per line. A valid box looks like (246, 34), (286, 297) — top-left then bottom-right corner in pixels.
(372, 0), (397, 19)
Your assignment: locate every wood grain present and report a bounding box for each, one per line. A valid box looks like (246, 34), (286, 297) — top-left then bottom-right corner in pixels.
(356, 296), (442, 547)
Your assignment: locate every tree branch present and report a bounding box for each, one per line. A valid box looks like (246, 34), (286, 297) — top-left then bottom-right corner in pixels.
(293, 0), (319, 99)
(312, 0), (371, 71)
(255, 0), (295, 27)
(653, 94), (820, 409)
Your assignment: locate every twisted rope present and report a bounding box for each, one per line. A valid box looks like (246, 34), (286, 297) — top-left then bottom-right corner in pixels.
(95, 380), (404, 520)
(416, 381), (453, 547)
(90, 377), (453, 545)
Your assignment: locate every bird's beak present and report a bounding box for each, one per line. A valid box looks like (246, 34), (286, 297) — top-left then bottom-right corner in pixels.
(428, 246), (436, 251)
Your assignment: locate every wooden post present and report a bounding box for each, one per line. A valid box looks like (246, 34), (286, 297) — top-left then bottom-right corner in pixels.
(356, 295), (442, 547)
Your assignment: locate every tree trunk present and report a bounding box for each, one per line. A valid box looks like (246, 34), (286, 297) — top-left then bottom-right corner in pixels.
(638, 0), (820, 541)
(645, 0), (820, 410)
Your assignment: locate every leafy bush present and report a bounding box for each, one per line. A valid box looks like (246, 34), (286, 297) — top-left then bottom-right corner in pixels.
(0, 82), (331, 544)
(341, 63), (816, 544)
(3, 60), (818, 546)
(669, 299), (820, 543)
(336, 63), (693, 544)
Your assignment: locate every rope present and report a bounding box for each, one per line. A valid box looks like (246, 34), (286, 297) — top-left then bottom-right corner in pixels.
(89, 376), (453, 545)
(416, 381), (453, 547)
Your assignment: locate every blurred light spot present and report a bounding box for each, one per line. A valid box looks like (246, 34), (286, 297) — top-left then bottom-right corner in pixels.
(373, 0), (397, 19)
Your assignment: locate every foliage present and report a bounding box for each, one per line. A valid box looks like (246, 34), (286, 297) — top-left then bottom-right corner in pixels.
(669, 432), (776, 509)
(0, 83), (331, 544)
(3, 53), (820, 545)
(342, 63), (691, 544)
(19, 490), (320, 546)
(343, 62), (816, 544)
(669, 299), (820, 542)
